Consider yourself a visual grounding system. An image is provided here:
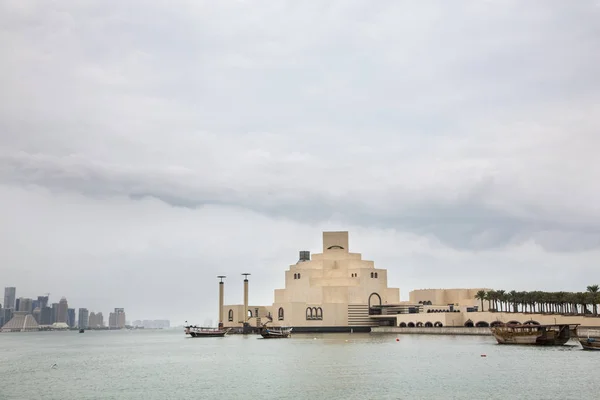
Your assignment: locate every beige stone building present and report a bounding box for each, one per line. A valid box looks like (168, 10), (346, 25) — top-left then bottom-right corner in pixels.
(220, 230), (600, 332)
(222, 231), (400, 332)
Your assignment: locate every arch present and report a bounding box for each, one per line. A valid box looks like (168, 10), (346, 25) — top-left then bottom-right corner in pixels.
(306, 307), (313, 320)
(434, 321), (443, 327)
(294, 273), (297, 279)
(370, 272), (374, 278)
(416, 322), (424, 327)
(424, 322), (433, 327)
(298, 273), (301, 279)
(399, 322), (407, 327)
(327, 245), (345, 249)
(374, 272), (378, 278)
(368, 293), (382, 308)
(228, 309), (233, 322)
(475, 321), (489, 327)
(278, 307), (284, 321)
(490, 321), (504, 327)
(464, 320), (474, 327)
(523, 320), (540, 325)
(247, 309), (253, 318)
(407, 322), (415, 328)
(316, 307), (323, 320)
(507, 320), (520, 325)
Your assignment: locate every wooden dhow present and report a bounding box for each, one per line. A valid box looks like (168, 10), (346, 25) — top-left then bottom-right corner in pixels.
(260, 326), (292, 339)
(184, 324), (230, 338)
(491, 323), (578, 346)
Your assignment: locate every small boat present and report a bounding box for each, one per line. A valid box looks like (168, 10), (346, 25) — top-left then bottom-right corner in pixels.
(576, 329), (600, 350)
(578, 337), (600, 350)
(490, 323), (578, 346)
(260, 326), (292, 339)
(79, 329), (84, 333)
(184, 325), (230, 338)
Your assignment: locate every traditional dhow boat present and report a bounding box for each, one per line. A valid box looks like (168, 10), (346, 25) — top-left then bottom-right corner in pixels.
(260, 326), (292, 339)
(491, 323), (579, 346)
(184, 325), (230, 338)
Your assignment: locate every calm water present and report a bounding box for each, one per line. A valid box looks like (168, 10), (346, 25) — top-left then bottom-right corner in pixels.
(0, 329), (597, 399)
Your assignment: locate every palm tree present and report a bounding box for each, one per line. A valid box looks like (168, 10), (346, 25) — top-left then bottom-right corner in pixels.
(509, 290), (518, 313)
(587, 285), (599, 315)
(475, 290), (486, 311)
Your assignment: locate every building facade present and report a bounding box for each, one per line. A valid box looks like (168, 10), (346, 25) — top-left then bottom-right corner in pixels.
(57, 298), (68, 323)
(222, 231), (400, 332)
(109, 308), (126, 328)
(78, 308), (89, 329)
(3, 287), (16, 310)
(17, 298), (33, 314)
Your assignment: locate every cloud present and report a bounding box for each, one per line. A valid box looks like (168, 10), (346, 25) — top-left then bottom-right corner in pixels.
(0, 0), (599, 321)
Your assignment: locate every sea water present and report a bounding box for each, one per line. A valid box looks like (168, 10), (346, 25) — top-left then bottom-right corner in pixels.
(0, 329), (597, 399)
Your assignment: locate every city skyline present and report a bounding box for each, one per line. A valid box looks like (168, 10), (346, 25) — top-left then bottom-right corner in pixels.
(0, 286), (144, 329)
(1, 1), (599, 326)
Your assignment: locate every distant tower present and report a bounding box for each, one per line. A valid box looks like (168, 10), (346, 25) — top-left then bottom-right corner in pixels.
(217, 276), (226, 329)
(78, 308), (89, 329)
(57, 297), (68, 323)
(242, 273), (251, 328)
(3, 287), (16, 310)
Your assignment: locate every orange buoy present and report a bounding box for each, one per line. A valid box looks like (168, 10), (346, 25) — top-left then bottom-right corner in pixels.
(396, 338), (400, 342)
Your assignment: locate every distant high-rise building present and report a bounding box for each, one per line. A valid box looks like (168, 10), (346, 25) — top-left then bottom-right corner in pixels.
(67, 308), (76, 328)
(37, 296), (49, 309)
(3, 287), (16, 310)
(0, 307), (4, 327)
(51, 303), (59, 323)
(2, 308), (13, 327)
(78, 308), (89, 329)
(17, 298), (33, 314)
(89, 312), (96, 328)
(15, 298), (20, 312)
(32, 307), (41, 323)
(96, 312), (104, 327)
(109, 308), (126, 329)
(57, 297), (68, 323)
(40, 307), (53, 325)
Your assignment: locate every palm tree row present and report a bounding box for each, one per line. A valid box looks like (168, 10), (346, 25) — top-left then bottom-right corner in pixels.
(474, 285), (600, 315)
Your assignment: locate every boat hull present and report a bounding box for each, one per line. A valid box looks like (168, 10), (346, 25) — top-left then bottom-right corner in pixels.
(185, 326), (230, 338)
(579, 338), (600, 350)
(260, 328), (292, 339)
(491, 324), (576, 346)
(492, 332), (570, 346)
(189, 331), (228, 338)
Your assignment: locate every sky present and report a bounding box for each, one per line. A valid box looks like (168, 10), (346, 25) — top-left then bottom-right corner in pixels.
(1, 0), (599, 325)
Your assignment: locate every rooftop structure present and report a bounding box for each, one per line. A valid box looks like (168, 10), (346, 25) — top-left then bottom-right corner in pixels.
(1, 311), (40, 332)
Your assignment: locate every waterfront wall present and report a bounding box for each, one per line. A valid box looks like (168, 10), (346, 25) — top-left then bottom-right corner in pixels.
(372, 326), (491, 335)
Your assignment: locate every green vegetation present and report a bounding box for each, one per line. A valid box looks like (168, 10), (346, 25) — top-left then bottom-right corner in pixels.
(474, 285), (600, 315)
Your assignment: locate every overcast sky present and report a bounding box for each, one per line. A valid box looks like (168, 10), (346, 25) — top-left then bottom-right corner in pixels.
(1, 0), (599, 325)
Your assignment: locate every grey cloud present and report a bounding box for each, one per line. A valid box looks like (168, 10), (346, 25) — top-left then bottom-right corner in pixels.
(0, 0), (599, 255)
(2, 150), (599, 253)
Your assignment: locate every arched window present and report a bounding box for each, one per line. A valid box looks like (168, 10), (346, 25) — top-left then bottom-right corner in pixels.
(298, 273), (301, 279)
(316, 307), (323, 320)
(228, 309), (233, 322)
(374, 272), (378, 278)
(247, 309), (253, 318)
(306, 307), (313, 320)
(370, 272), (374, 278)
(278, 307), (284, 321)
(293, 273), (297, 279)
